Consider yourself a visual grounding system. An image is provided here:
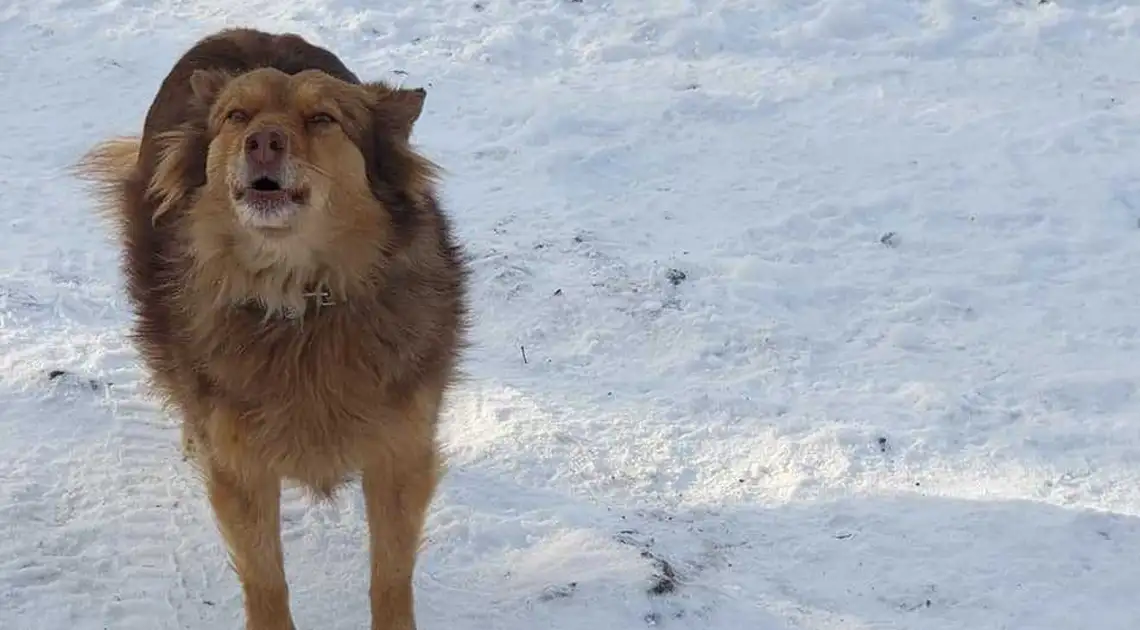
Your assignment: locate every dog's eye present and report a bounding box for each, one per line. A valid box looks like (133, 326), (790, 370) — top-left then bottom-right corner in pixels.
(226, 110), (250, 124)
(307, 113), (336, 126)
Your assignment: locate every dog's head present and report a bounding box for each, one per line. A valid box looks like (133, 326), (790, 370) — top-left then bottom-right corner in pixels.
(152, 67), (434, 259)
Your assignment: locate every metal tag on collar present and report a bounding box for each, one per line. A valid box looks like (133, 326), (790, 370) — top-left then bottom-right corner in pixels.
(304, 287), (336, 309)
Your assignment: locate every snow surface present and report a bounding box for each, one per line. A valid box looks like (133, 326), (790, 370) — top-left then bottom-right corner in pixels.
(3, 0), (1140, 628)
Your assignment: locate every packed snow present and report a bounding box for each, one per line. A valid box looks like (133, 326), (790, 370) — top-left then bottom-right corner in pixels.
(2, 0), (1140, 628)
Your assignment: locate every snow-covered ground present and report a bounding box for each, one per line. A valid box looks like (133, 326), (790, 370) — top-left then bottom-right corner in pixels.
(3, 0), (1140, 628)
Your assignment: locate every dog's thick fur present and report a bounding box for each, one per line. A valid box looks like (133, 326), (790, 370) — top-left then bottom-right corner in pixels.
(77, 28), (467, 630)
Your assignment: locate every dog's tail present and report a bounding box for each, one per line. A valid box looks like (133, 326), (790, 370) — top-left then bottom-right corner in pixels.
(73, 136), (142, 228)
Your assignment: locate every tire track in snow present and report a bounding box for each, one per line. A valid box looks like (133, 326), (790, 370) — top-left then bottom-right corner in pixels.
(1, 359), (231, 629)
(98, 381), (232, 630)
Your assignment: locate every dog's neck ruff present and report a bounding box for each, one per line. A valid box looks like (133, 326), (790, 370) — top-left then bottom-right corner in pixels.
(241, 285), (337, 321)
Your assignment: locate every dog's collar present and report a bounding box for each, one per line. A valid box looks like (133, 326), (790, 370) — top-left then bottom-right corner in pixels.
(240, 286), (337, 321)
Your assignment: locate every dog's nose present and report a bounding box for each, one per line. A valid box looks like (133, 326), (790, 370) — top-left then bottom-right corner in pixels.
(244, 128), (288, 168)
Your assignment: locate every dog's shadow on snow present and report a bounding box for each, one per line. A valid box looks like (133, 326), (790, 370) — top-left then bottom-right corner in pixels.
(401, 466), (1140, 630)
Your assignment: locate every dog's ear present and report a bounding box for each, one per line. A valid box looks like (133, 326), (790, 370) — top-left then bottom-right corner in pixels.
(359, 83), (437, 208)
(142, 69), (233, 222)
(189, 69), (234, 109)
(364, 83), (427, 141)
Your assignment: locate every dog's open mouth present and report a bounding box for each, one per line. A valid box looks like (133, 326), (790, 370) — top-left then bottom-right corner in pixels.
(235, 177), (309, 209)
(251, 176), (281, 193)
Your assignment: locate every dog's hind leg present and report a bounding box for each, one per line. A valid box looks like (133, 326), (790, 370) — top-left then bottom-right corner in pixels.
(206, 463), (295, 630)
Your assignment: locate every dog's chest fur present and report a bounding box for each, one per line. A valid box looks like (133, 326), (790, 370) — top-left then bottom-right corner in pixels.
(187, 302), (419, 493)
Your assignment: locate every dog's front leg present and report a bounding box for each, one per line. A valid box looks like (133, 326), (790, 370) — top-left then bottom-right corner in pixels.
(206, 463), (295, 630)
(362, 426), (439, 630)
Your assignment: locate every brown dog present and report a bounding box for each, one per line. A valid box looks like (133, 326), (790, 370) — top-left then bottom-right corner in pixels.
(77, 28), (468, 630)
